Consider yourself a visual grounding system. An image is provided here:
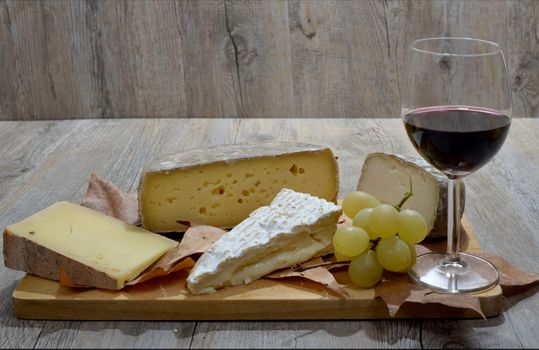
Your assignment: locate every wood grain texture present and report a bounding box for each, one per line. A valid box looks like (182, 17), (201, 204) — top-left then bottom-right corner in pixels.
(33, 321), (195, 349)
(0, 118), (538, 348)
(97, 1), (188, 117)
(288, 0), (399, 117)
(224, 0), (295, 117)
(389, 0), (509, 109)
(507, 0), (539, 119)
(176, 1), (240, 117)
(190, 320), (422, 348)
(0, 0), (537, 119)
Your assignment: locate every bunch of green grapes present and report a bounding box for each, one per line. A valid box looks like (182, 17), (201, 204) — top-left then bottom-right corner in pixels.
(333, 190), (428, 288)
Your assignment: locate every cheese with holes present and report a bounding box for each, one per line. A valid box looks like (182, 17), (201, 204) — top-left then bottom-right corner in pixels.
(186, 188), (341, 295)
(139, 142), (339, 232)
(357, 152), (465, 238)
(3, 201), (177, 290)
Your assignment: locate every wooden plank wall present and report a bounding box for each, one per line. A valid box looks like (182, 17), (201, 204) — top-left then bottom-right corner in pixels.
(0, 0), (537, 120)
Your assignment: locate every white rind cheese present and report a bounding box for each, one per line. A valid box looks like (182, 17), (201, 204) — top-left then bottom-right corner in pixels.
(186, 188), (342, 295)
(139, 142), (339, 232)
(357, 152), (465, 238)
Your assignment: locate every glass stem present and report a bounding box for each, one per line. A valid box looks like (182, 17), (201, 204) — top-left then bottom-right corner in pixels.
(446, 177), (462, 264)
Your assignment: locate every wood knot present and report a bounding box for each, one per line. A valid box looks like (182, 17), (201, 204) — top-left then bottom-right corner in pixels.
(513, 74), (522, 89)
(241, 49), (258, 66)
(299, 16), (318, 40)
(438, 56), (452, 71)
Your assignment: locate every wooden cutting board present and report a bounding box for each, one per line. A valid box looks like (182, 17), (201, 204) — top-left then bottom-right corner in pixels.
(12, 218), (503, 320)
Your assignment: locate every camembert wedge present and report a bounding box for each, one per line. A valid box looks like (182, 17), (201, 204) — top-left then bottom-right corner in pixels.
(187, 188), (341, 295)
(139, 142), (339, 232)
(3, 201), (178, 290)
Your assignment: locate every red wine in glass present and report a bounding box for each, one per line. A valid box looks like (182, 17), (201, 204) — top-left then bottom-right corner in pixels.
(403, 106), (511, 178)
(402, 37), (511, 293)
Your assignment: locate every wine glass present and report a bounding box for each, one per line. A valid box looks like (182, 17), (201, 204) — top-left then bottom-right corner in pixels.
(401, 37), (511, 293)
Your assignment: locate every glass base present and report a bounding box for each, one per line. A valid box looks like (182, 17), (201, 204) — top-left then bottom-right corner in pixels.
(409, 252), (499, 293)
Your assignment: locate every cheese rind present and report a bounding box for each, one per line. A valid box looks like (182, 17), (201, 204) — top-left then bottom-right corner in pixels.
(3, 201), (178, 289)
(139, 142), (339, 232)
(357, 152), (465, 238)
(186, 188), (342, 295)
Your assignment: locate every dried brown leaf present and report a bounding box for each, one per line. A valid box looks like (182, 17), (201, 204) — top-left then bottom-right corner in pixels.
(414, 244), (431, 257)
(267, 257), (324, 274)
(81, 173), (139, 225)
(266, 257), (349, 298)
(373, 250), (539, 317)
(302, 267), (349, 297)
(127, 223), (226, 286)
(174, 223), (227, 260)
(374, 273), (425, 317)
(127, 258), (195, 286)
(414, 291), (485, 319)
(374, 272), (485, 318)
(476, 252), (539, 297)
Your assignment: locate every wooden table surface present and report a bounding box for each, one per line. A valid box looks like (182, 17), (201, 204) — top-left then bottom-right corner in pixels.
(2, 1), (538, 120)
(1, 118), (538, 348)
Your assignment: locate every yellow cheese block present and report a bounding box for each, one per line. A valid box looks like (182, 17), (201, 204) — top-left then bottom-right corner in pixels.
(139, 142), (339, 232)
(3, 202), (178, 290)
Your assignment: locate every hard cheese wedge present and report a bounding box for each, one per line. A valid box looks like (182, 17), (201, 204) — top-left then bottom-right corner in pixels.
(3, 201), (178, 290)
(139, 142), (339, 232)
(357, 152), (465, 238)
(186, 188), (342, 295)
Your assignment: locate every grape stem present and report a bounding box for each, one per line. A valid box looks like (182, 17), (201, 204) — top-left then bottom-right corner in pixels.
(370, 237), (381, 250)
(393, 176), (413, 211)
(290, 261), (349, 272)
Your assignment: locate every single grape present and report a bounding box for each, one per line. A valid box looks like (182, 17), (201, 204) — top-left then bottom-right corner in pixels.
(376, 236), (411, 272)
(398, 209), (429, 244)
(369, 204), (400, 238)
(397, 241), (417, 272)
(334, 249), (356, 262)
(352, 208), (378, 239)
(342, 191), (380, 219)
(332, 226), (370, 257)
(348, 250), (384, 288)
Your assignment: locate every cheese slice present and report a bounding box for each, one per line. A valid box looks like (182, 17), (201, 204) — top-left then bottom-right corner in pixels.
(357, 152), (465, 238)
(139, 142), (339, 232)
(3, 201), (178, 290)
(186, 188), (341, 295)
